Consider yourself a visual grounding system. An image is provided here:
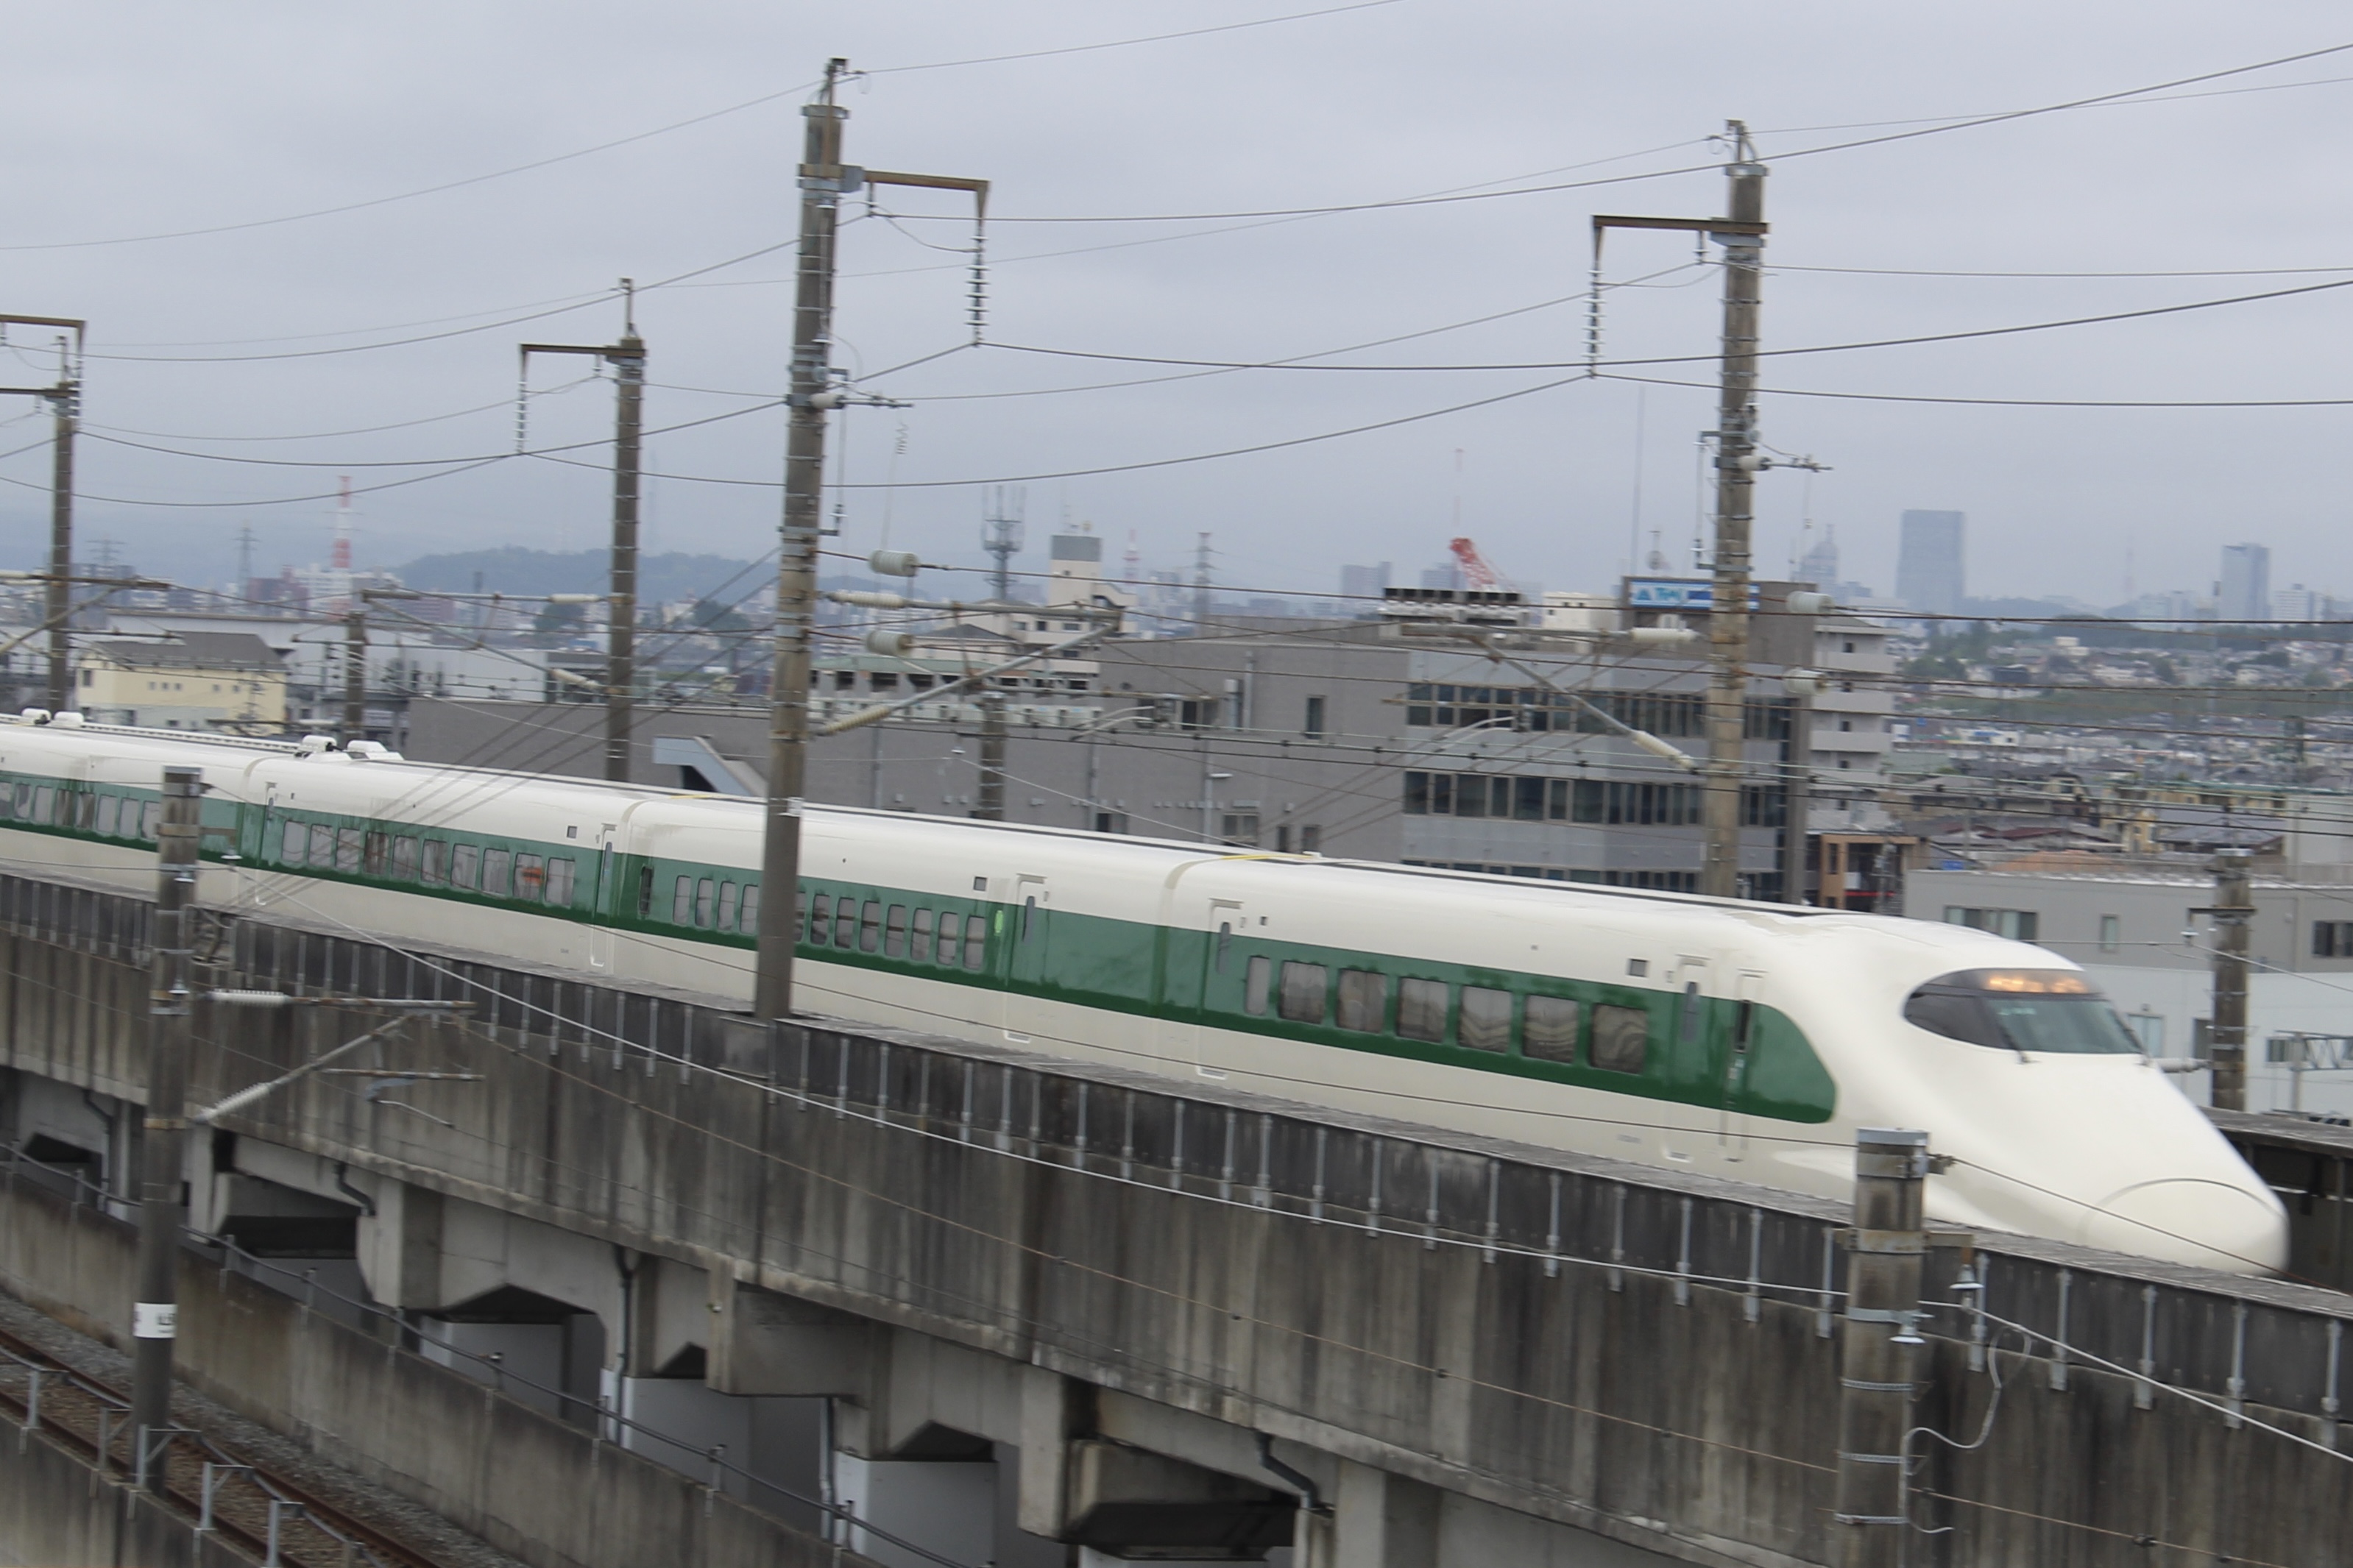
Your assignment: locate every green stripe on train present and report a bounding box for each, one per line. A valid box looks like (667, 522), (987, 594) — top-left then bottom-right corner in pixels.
(0, 766), (1837, 1122)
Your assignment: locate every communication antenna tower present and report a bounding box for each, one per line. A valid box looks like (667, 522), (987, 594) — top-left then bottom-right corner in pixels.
(982, 485), (1026, 602)
(235, 525), (256, 597)
(331, 476), (355, 570)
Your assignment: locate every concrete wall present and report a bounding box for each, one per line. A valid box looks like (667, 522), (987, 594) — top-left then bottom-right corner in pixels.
(0, 1171), (882, 1568)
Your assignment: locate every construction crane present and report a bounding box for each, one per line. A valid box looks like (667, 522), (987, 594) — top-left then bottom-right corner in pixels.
(1448, 536), (1502, 592)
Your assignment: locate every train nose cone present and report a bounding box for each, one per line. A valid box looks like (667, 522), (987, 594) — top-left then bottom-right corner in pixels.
(2079, 1179), (2288, 1274)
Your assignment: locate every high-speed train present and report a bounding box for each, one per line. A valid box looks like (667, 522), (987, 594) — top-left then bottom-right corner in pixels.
(0, 714), (2288, 1273)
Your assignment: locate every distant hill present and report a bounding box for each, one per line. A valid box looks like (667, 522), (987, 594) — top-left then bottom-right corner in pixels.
(392, 548), (761, 606)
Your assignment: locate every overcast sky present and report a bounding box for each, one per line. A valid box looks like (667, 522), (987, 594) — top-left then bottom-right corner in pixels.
(5, 2), (2353, 609)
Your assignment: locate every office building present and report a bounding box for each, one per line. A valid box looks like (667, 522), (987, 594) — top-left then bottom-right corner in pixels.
(2220, 543), (2271, 622)
(1339, 562), (1391, 604)
(1894, 511), (1964, 614)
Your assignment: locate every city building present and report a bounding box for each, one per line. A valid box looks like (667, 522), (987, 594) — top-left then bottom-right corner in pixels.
(2219, 542), (2271, 622)
(77, 631), (287, 731)
(1338, 562), (1391, 604)
(1894, 510), (1965, 614)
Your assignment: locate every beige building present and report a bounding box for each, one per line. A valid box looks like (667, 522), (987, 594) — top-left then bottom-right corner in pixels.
(79, 631), (286, 731)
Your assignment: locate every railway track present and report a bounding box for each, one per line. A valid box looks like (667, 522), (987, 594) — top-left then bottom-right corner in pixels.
(0, 1319), (445, 1568)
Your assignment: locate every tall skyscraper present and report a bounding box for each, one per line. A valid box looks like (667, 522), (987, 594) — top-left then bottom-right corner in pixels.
(1895, 511), (1965, 614)
(1797, 526), (1839, 586)
(2218, 543), (2270, 622)
(1339, 562), (1391, 601)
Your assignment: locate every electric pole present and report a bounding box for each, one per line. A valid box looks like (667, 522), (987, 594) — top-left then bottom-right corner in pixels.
(753, 59), (987, 1019)
(0, 317), (86, 711)
(2209, 848), (2253, 1111)
(131, 765), (202, 1493)
(522, 285), (646, 784)
(1593, 125), (1770, 899)
(1192, 533), (1213, 632)
(342, 608), (367, 743)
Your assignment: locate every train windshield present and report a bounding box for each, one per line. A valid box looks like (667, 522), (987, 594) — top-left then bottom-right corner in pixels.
(1903, 969), (2142, 1055)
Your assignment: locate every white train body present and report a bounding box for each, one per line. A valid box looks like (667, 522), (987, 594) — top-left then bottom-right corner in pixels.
(0, 720), (2288, 1274)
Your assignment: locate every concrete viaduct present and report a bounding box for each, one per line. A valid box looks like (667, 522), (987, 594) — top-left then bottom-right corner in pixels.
(1, 867), (2349, 1567)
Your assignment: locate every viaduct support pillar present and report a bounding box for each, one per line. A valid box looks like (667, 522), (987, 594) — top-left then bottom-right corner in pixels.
(1834, 1127), (1928, 1567)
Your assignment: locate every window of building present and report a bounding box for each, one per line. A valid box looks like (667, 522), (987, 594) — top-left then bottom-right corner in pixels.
(1459, 987), (1512, 1052)
(1278, 962), (1327, 1024)
(1336, 970), (1386, 1032)
(1303, 695), (1326, 739)
(2315, 921), (2353, 958)
(1591, 1005), (1649, 1073)
(1514, 778), (1545, 821)
(1300, 824), (1322, 854)
(1524, 996), (1580, 1063)
(1944, 907), (2039, 943)
(1404, 773), (1429, 815)
(2099, 914), (2121, 953)
(1220, 812), (1260, 846)
(481, 849), (512, 898)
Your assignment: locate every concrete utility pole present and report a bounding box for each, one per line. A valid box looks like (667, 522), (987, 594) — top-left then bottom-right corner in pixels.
(1833, 1127), (1930, 1567)
(2209, 848), (2253, 1111)
(521, 285), (646, 784)
(754, 60), (986, 1018)
(1593, 127), (1770, 899)
(0, 318), (85, 711)
(342, 608), (367, 743)
(131, 765), (202, 1492)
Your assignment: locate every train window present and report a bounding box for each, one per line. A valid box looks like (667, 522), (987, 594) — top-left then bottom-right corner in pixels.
(362, 832), (389, 876)
(1459, 987), (1512, 1052)
(1021, 897), (1036, 942)
(1397, 978), (1446, 1041)
(634, 864), (652, 917)
(884, 905), (907, 957)
(95, 795), (118, 836)
(936, 911), (960, 962)
(835, 898), (858, 949)
(336, 828), (363, 873)
(77, 792), (95, 830)
(305, 823), (333, 866)
(1677, 982), (1702, 1046)
(717, 881), (739, 931)
(673, 875), (693, 925)
(391, 837), (419, 881)
(809, 893), (831, 945)
(1591, 1005), (1649, 1074)
(282, 820), (307, 865)
(482, 849), (512, 898)
(912, 909), (935, 962)
(140, 801), (160, 840)
(1903, 970), (2140, 1054)
(860, 901), (883, 953)
(1336, 970), (1386, 1032)
(422, 840), (447, 887)
(450, 844), (481, 891)
(8, 782), (26, 817)
(696, 879), (717, 927)
(1278, 962), (1326, 1024)
(1524, 996), (1580, 1063)
(32, 787), (52, 824)
(1245, 956), (1272, 1015)
(739, 884), (758, 932)
(1215, 922), (1234, 971)
(515, 854), (545, 902)
(545, 858), (576, 907)
(963, 914), (988, 970)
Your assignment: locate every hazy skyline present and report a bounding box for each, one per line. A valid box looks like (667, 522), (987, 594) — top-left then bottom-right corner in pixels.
(4, 4), (2353, 610)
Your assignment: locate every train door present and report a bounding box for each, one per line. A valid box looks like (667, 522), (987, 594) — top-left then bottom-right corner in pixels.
(590, 801), (654, 976)
(1195, 898), (1248, 1077)
(1005, 874), (1050, 1041)
(1716, 970), (1766, 1163)
(1660, 956), (1713, 1163)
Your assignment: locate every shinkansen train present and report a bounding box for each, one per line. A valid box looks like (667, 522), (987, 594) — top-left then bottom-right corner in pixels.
(0, 714), (2289, 1274)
